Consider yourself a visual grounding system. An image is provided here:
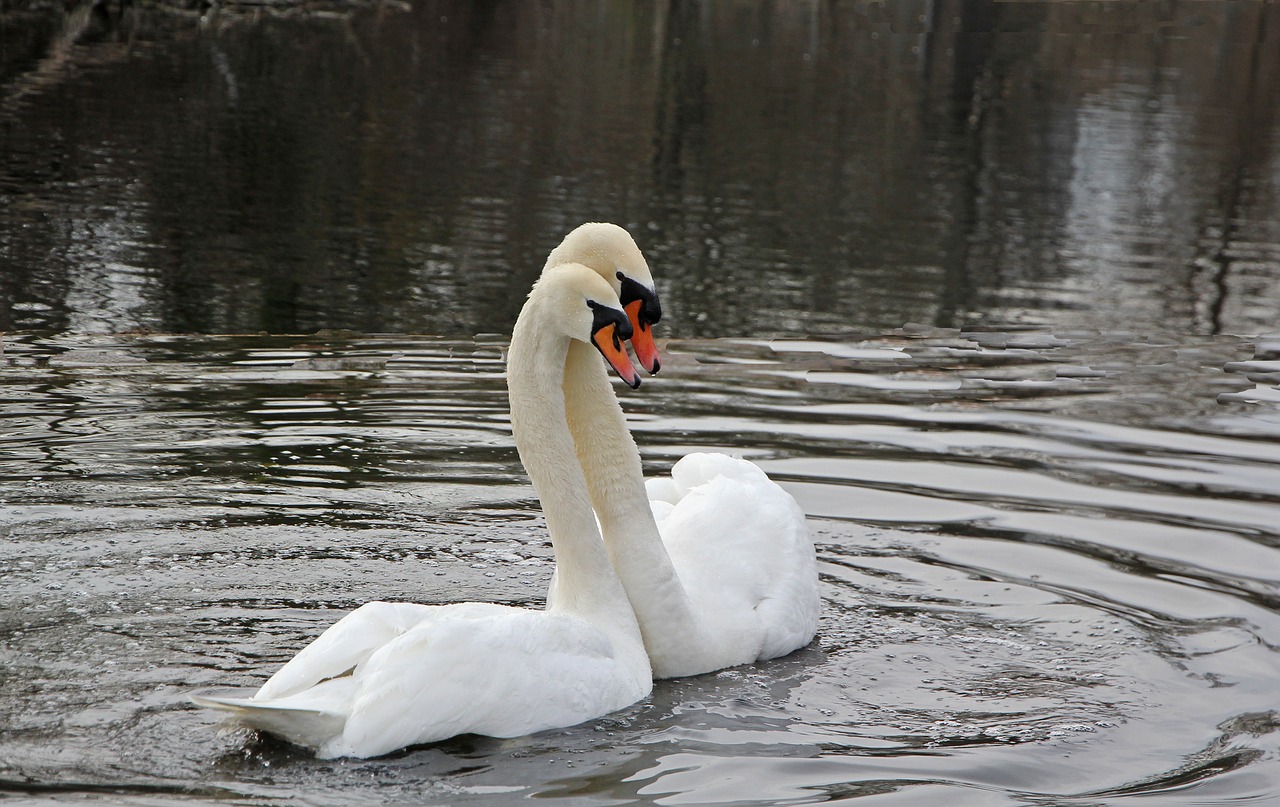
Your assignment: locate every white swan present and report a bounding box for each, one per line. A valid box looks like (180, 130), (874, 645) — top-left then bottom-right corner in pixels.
(191, 262), (652, 758)
(552, 223), (821, 679)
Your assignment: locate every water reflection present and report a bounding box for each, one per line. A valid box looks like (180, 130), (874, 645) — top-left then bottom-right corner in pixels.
(1, 1), (1278, 338)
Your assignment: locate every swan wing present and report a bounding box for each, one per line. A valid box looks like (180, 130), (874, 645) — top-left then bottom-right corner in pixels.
(335, 605), (646, 758)
(254, 601), (440, 701)
(655, 453), (820, 660)
(191, 676), (354, 750)
(196, 602), (648, 759)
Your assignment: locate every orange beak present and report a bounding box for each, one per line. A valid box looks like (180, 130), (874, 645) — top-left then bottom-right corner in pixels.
(593, 322), (641, 389)
(624, 299), (661, 375)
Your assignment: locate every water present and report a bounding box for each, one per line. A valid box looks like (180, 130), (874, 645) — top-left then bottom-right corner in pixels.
(3, 1), (1279, 339)
(3, 0), (1280, 804)
(2, 329), (1278, 805)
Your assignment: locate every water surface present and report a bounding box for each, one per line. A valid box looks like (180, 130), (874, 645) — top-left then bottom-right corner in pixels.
(3, 0), (1280, 804)
(2, 329), (1279, 805)
(2, 0), (1279, 338)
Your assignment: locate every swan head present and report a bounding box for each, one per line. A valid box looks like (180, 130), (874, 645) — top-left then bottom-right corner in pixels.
(546, 223), (663, 375)
(534, 262), (641, 389)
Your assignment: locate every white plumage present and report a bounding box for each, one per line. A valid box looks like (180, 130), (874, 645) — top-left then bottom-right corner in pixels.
(192, 602), (646, 759)
(645, 452), (820, 666)
(555, 223), (821, 679)
(192, 261), (653, 758)
(191, 223), (821, 758)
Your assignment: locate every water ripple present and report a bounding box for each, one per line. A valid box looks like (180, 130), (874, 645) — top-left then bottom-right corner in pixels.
(1, 331), (1278, 805)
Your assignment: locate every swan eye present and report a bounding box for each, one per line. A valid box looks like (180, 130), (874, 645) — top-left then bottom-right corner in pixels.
(613, 277), (662, 376)
(586, 300), (633, 341)
(586, 300), (640, 389)
(617, 274), (662, 325)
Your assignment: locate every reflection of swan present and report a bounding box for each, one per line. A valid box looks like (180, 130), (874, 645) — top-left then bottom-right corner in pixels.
(191, 261), (652, 759)
(553, 223), (821, 678)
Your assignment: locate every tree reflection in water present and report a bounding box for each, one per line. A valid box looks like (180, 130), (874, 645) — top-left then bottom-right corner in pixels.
(0, 0), (1277, 339)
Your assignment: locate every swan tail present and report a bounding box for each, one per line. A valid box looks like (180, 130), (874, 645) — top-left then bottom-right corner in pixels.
(191, 682), (352, 755)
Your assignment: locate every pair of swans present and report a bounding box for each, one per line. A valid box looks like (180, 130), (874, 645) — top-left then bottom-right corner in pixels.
(193, 223), (819, 759)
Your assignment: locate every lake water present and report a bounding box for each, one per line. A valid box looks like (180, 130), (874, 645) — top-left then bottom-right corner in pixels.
(3, 331), (1279, 805)
(2, 1), (1280, 805)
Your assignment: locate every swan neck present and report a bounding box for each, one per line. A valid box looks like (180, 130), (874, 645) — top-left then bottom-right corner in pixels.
(563, 341), (711, 660)
(507, 305), (641, 642)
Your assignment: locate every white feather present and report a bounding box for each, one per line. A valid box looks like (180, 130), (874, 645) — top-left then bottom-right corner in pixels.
(192, 253), (654, 759)
(655, 452), (820, 664)
(554, 223), (821, 679)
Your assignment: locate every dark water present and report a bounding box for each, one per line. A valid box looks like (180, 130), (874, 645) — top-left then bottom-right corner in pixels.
(3, 1), (1280, 805)
(2, 0), (1279, 339)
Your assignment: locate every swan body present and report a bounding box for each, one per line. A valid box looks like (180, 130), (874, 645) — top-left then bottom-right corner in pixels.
(193, 261), (652, 758)
(553, 223), (821, 678)
(191, 601), (644, 758)
(644, 453), (820, 666)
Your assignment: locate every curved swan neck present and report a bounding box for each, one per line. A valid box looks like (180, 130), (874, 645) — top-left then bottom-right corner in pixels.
(562, 341), (654, 534)
(507, 298), (642, 644)
(563, 341), (715, 667)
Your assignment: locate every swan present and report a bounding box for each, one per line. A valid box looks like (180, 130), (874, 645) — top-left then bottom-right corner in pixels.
(191, 262), (652, 758)
(550, 223), (821, 679)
